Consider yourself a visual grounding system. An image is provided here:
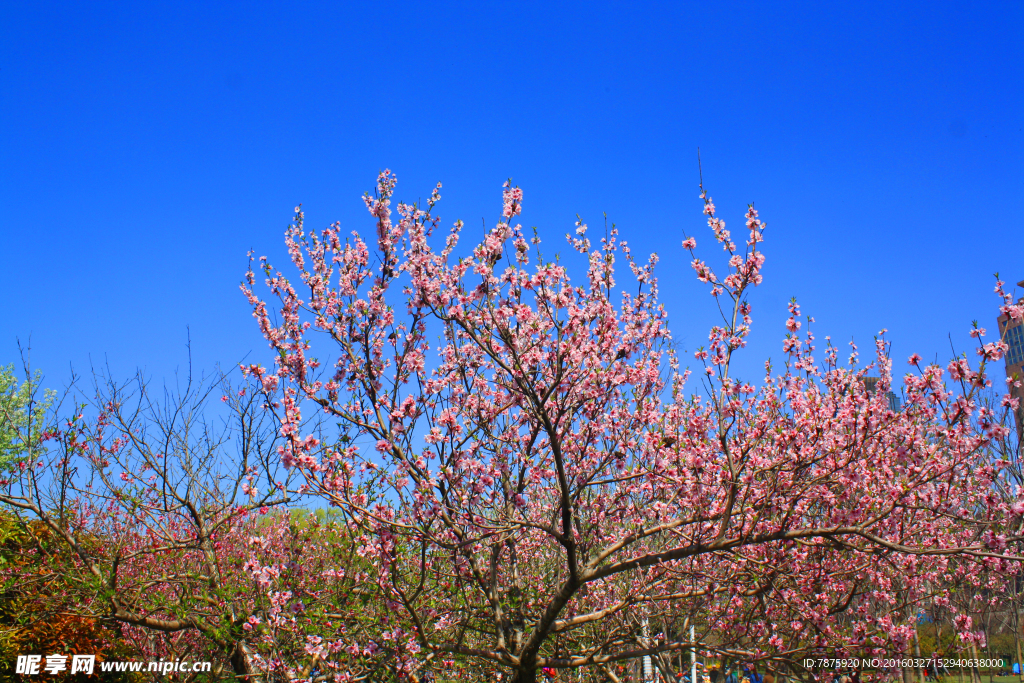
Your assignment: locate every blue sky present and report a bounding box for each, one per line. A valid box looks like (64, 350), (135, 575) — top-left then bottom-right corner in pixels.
(2, 1), (1022, 396)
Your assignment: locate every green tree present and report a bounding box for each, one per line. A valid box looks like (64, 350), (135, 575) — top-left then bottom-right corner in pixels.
(0, 364), (54, 470)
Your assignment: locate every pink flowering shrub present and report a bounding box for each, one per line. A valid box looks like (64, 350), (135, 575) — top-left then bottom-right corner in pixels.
(0, 370), (409, 681)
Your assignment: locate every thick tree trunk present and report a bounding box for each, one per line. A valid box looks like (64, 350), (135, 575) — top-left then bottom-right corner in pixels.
(229, 639), (257, 681)
(513, 668), (539, 683)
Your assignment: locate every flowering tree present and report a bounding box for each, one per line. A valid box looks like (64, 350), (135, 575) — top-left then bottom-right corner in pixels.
(0, 368), (315, 679)
(113, 506), (395, 682)
(242, 171), (1024, 682)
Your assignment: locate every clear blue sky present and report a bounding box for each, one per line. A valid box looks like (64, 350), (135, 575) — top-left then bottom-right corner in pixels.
(2, 1), (1022, 395)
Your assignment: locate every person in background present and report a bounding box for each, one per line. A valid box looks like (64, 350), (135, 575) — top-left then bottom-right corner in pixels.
(711, 665), (722, 683)
(726, 667), (738, 683)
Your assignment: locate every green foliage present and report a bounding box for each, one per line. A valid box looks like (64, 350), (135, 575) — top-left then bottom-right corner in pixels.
(0, 364), (55, 471)
(987, 632), (1018, 664)
(0, 511), (142, 681)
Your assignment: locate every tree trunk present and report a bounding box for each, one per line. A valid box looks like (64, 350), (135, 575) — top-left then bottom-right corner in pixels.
(915, 627), (926, 683)
(513, 668), (539, 683)
(229, 639), (257, 681)
(969, 640), (983, 683)
(1017, 544), (1024, 683)
(1015, 627), (1023, 683)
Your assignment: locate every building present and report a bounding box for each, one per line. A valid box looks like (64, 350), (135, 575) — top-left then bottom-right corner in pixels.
(863, 376), (902, 412)
(996, 279), (1024, 436)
